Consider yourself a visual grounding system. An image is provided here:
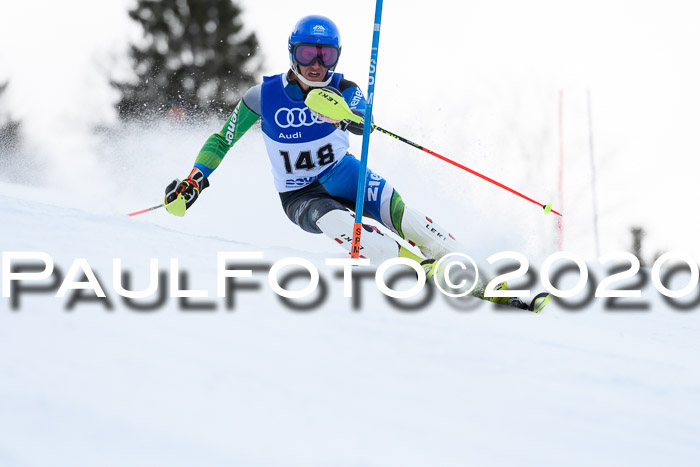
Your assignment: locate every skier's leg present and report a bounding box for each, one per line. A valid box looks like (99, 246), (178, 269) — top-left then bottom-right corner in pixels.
(382, 190), (462, 260)
(315, 208), (404, 262)
(316, 157), (537, 309)
(320, 155), (460, 260)
(322, 161), (498, 300)
(279, 181), (420, 263)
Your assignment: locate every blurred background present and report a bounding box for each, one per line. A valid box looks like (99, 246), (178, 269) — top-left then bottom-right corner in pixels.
(1, 0), (699, 262)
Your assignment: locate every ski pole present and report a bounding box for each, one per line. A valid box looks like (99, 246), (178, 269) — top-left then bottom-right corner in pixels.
(371, 125), (562, 216)
(127, 203), (164, 216)
(350, 0), (384, 258)
(305, 89), (562, 217)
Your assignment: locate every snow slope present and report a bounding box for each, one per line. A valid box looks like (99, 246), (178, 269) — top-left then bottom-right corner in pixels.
(2, 177), (700, 467)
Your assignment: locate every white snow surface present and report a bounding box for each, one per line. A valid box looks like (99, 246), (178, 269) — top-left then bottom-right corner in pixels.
(2, 133), (700, 466)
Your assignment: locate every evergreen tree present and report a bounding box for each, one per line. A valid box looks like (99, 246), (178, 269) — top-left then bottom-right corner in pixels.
(114, 0), (260, 120)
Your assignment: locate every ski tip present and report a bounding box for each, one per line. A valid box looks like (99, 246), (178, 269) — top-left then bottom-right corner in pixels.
(529, 292), (551, 313)
(543, 203), (553, 215)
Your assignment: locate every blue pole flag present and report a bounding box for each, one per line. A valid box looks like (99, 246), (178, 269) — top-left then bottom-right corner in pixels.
(351, 0), (384, 259)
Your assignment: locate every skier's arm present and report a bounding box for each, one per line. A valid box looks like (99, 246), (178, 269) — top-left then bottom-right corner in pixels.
(164, 86), (261, 216)
(193, 85), (262, 177)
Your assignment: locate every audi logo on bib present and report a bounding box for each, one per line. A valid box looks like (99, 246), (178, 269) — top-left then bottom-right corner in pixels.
(274, 107), (321, 128)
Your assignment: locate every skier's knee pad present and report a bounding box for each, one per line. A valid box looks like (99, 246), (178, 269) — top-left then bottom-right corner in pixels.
(284, 195), (347, 234)
(378, 188), (406, 236)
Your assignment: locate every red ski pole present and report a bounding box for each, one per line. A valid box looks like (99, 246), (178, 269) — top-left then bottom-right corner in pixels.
(127, 203), (164, 216)
(372, 125), (562, 216)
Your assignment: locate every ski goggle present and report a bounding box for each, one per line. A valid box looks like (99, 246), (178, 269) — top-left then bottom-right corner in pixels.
(293, 44), (340, 68)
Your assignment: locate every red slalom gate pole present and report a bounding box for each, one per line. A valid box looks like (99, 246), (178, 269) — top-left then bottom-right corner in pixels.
(372, 125), (562, 217)
(557, 90), (565, 248)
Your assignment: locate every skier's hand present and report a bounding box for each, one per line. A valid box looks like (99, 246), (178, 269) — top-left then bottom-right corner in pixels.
(309, 86), (368, 135)
(338, 110), (367, 135)
(310, 108), (342, 125)
(164, 168), (209, 216)
(312, 113), (359, 134)
(310, 108), (364, 134)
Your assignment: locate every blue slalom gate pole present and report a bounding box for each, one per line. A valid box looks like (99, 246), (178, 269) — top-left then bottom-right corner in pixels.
(351, 0), (384, 259)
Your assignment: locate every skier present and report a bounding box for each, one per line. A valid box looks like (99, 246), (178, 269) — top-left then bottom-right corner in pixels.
(164, 15), (547, 311)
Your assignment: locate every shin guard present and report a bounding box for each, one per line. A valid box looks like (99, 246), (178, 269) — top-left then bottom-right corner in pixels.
(399, 207), (462, 260)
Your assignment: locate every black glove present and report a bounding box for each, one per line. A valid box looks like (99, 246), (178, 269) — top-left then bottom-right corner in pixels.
(311, 86), (370, 135)
(164, 168), (210, 215)
(336, 110), (367, 135)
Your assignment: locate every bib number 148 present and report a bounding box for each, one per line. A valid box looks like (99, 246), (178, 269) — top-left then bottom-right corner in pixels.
(280, 144), (335, 174)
